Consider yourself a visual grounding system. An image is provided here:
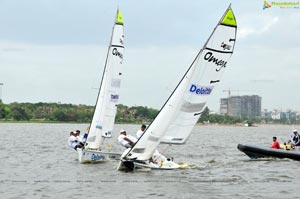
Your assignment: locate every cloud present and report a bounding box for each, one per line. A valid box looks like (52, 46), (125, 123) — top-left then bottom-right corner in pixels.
(238, 15), (279, 39)
(0, 41), (108, 105)
(1, 1), (300, 112)
(2, 48), (26, 52)
(0, 40), (199, 109)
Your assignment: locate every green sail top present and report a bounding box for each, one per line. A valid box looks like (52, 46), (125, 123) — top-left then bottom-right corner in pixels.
(116, 9), (124, 25)
(221, 8), (236, 27)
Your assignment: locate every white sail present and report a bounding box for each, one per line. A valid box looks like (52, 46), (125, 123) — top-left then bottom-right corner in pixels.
(123, 5), (237, 161)
(160, 8), (237, 144)
(85, 9), (125, 150)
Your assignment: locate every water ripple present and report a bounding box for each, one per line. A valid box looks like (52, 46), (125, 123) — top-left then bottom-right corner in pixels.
(0, 123), (299, 198)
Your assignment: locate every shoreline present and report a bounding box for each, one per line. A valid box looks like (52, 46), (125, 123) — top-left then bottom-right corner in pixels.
(197, 123), (296, 127)
(0, 120), (296, 127)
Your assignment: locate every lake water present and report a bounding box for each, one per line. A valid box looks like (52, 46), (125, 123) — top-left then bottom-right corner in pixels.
(0, 123), (299, 199)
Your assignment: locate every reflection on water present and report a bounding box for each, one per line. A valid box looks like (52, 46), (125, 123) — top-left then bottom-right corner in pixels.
(0, 123), (299, 198)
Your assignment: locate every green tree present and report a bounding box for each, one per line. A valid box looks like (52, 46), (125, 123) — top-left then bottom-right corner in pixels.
(51, 110), (68, 121)
(10, 103), (31, 121)
(0, 100), (7, 119)
(147, 108), (158, 119)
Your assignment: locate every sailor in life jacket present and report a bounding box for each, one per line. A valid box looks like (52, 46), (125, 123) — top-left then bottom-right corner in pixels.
(75, 130), (88, 144)
(68, 131), (84, 150)
(271, 136), (280, 149)
(118, 129), (136, 148)
(290, 129), (300, 146)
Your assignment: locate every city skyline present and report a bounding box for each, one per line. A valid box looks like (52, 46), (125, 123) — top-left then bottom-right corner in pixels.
(1, 1), (300, 112)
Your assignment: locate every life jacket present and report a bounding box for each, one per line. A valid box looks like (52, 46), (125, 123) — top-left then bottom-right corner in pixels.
(293, 135), (300, 146)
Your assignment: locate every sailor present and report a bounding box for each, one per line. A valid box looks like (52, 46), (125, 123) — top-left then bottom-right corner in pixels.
(118, 129), (136, 148)
(136, 124), (146, 139)
(68, 131), (84, 150)
(271, 136), (280, 149)
(75, 130), (88, 144)
(75, 130), (82, 141)
(290, 129), (300, 146)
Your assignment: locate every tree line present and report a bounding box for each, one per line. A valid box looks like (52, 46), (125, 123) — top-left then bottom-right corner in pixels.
(0, 101), (158, 123)
(0, 100), (296, 124)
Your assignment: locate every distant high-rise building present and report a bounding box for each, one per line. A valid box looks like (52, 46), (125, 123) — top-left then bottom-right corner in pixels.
(220, 98), (228, 115)
(220, 95), (261, 118)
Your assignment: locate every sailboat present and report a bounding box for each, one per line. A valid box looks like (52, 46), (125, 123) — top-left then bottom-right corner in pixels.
(118, 5), (237, 170)
(77, 9), (125, 163)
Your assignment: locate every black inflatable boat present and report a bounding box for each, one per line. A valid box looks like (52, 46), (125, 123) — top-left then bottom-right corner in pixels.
(237, 143), (300, 161)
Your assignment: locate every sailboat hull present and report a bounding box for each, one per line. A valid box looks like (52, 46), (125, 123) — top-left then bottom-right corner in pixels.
(237, 143), (300, 161)
(77, 148), (121, 163)
(117, 149), (182, 171)
(117, 159), (181, 171)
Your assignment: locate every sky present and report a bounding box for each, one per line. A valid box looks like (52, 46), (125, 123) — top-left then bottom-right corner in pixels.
(0, 0), (300, 112)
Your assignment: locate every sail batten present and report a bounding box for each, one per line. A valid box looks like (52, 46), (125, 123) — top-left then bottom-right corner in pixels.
(111, 45), (125, 48)
(205, 47), (233, 54)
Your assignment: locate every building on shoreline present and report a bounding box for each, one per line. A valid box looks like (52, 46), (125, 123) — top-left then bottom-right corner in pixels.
(220, 95), (262, 118)
(262, 109), (299, 120)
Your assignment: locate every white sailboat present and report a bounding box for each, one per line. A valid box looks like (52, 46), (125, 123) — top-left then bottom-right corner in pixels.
(77, 9), (125, 163)
(118, 5), (237, 170)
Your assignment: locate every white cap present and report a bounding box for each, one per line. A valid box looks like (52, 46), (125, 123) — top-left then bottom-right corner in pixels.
(293, 129), (298, 132)
(120, 129), (126, 133)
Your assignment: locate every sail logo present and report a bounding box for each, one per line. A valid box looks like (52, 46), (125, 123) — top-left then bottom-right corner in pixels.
(189, 84), (213, 95)
(111, 94), (119, 101)
(204, 52), (227, 72)
(263, 1), (272, 9)
(96, 125), (102, 129)
(221, 42), (231, 50)
(120, 35), (124, 45)
(91, 153), (105, 161)
(112, 48), (123, 59)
